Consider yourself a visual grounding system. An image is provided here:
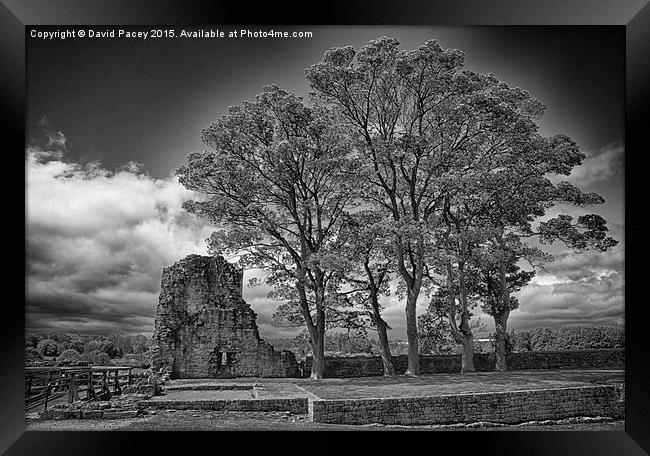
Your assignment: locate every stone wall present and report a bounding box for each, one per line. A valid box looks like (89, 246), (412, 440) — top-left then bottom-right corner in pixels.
(40, 393), (149, 420)
(151, 255), (299, 379)
(311, 385), (624, 425)
(302, 349), (624, 377)
(140, 397), (308, 414)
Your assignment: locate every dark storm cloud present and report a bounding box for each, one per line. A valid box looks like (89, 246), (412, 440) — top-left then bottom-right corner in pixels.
(26, 145), (215, 335)
(26, 285), (155, 336)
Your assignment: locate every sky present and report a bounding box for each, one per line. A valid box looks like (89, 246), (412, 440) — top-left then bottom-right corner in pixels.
(25, 26), (625, 339)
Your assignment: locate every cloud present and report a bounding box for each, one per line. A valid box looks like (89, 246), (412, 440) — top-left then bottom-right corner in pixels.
(26, 143), (216, 336)
(560, 142), (624, 187)
(504, 246), (625, 332)
(26, 136), (624, 341)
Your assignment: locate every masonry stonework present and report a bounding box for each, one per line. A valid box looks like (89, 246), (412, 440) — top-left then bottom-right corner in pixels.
(302, 349), (624, 378)
(151, 254), (299, 379)
(311, 385), (624, 425)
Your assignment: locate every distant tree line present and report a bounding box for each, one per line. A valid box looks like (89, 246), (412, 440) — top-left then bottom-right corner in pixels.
(507, 325), (624, 353)
(25, 332), (152, 367)
(267, 324), (623, 358)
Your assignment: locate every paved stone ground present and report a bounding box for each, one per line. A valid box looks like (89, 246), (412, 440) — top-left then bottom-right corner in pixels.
(147, 389), (256, 401)
(296, 368), (624, 399)
(24, 368), (624, 430)
(145, 380), (319, 405)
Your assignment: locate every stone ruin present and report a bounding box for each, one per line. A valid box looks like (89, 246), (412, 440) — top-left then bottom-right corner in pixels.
(151, 254), (299, 379)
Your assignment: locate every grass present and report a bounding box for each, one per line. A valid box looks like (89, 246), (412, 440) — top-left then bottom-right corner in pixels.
(294, 368), (624, 400)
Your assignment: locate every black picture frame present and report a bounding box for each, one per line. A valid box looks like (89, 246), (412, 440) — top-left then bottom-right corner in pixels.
(4, 0), (649, 454)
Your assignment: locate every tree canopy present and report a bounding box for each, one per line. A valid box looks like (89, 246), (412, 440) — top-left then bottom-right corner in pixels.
(176, 37), (620, 378)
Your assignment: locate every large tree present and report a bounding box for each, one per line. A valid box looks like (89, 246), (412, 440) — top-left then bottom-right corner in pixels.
(307, 37), (482, 375)
(176, 85), (359, 379)
(474, 242), (537, 371)
(422, 69), (551, 373)
(271, 210), (398, 375)
(418, 57), (619, 372)
(470, 143), (619, 371)
(306, 36), (578, 375)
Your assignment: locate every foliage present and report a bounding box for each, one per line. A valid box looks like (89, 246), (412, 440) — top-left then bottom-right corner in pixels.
(307, 37), (481, 371)
(108, 335), (135, 354)
(177, 85), (362, 377)
(25, 332), (152, 358)
(25, 347), (43, 362)
(418, 294), (488, 355)
(57, 348), (82, 363)
(509, 326), (624, 352)
(133, 342), (149, 355)
(86, 340), (103, 352)
(175, 37), (619, 375)
(80, 350), (111, 366)
(325, 328), (374, 355)
(36, 339), (59, 357)
(25, 335), (41, 349)
(322, 211), (396, 332)
(417, 310), (456, 354)
(487, 332), (514, 354)
(100, 341), (123, 359)
(112, 354), (151, 369)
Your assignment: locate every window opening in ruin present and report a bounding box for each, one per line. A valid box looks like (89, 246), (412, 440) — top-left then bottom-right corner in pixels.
(210, 348), (236, 378)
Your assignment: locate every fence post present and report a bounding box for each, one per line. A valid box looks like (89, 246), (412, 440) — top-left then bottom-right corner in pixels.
(68, 372), (81, 403)
(67, 372), (73, 403)
(113, 369), (122, 395)
(101, 370), (112, 399)
(86, 369), (97, 401)
(43, 371), (54, 410)
(44, 383), (51, 411)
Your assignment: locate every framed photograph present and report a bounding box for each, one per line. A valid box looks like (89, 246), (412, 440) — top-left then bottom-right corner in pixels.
(4, 0), (649, 454)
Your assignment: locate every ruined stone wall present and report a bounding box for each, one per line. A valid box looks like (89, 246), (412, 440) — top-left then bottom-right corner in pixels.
(151, 255), (299, 379)
(301, 349), (624, 377)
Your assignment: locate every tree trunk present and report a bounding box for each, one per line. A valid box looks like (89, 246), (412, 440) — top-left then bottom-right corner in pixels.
(405, 291), (420, 376)
(495, 234), (511, 372)
(310, 308), (326, 380)
(457, 263), (474, 373)
(365, 264), (395, 376)
(310, 335), (325, 380)
(295, 269), (322, 379)
(494, 311), (509, 372)
(395, 235), (422, 377)
(494, 327), (507, 372)
(460, 333), (475, 373)
(375, 317), (396, 376)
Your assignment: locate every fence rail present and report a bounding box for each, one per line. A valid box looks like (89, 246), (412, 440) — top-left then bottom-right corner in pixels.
(25, 366), (133, 411)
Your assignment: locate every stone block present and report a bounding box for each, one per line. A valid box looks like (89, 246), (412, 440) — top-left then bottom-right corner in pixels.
(82, 410), (104, 419)
(102, 409), (140, 419)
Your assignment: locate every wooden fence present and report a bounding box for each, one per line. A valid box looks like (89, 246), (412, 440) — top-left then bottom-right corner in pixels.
(25, 366), (133, 411)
